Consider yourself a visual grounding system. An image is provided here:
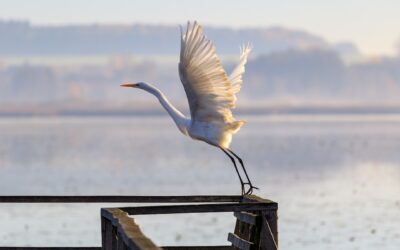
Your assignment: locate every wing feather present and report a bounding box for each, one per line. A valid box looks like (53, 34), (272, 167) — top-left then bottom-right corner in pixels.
(229, 44), (252, 94)
(179, 21), (237, 123)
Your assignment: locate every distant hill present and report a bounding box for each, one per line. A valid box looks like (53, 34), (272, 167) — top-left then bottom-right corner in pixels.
(0, 20), (358, 57)
(3, 20), (400, 115)
(245, 49), (346, 100)
(244, 49), (400, 105)
(1, 47), (400, 111)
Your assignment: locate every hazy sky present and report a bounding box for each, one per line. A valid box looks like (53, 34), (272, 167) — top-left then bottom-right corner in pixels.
(1, 0), (399, 56)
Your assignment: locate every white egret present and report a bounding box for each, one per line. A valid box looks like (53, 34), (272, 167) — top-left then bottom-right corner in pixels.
(121, 21), (257, 195)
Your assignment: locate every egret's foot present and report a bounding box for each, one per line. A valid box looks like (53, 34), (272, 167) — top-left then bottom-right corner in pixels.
(243, 183), (259, 195)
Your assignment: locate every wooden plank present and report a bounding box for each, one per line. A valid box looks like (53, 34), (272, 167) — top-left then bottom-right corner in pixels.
(162, 247), (233, 249)
(0, 195), (242, 203)
(0, 248), (100, 250)
(102, 208), (161, 250)
(241, 195), (276, 204)
(248, 212), (262, 249)
(259, 212), (278, 250)
(104, 219), (117, 250)
(117, 236), (126, 250)
(227, 233), (253, 250)
(101, 217), (106, 249)
(265, 211), (278, 249)
(236, 220), (252, 242)
(0, 195), (277, 204)
(117, 202), (277, 215)
(233, 212), (258, 225)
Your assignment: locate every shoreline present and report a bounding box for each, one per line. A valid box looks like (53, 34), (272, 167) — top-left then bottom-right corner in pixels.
(2, 105), (400, 117)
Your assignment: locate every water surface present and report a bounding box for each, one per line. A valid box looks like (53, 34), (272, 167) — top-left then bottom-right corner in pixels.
(0, 115), (399, 249)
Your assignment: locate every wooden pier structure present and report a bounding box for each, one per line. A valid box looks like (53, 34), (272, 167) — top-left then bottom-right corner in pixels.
(0, 195), (278, 250)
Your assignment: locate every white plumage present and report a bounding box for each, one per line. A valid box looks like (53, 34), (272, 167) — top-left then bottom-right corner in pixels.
(121, 21), (257, 195)
(179, 21), (249, 148)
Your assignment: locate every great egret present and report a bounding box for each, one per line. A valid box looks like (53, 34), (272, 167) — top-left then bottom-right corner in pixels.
(121, 21), (257, 195)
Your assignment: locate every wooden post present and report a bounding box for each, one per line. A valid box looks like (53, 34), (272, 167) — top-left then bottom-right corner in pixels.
(266, 210), (278, 249)
(101, 217), (106, 250)
(117, 235), (127, 250)
(103, 218), (117, 250)
(259, 211), (278, 250)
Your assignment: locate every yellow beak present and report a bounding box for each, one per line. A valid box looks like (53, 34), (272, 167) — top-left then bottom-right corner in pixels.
(120, 83), (139, 87)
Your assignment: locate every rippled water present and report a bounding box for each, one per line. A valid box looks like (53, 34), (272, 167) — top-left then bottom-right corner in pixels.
(0, 115), (399, 249)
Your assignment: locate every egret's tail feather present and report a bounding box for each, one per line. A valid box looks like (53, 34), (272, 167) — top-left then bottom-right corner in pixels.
(228, 120), (246, 133)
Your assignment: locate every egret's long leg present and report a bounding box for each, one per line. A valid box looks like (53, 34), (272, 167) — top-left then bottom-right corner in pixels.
(220, 147), (245, 195)
(227, 149), (259, 195)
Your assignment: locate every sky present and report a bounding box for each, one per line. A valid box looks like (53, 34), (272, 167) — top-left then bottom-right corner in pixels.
(1, 0), (399, 56)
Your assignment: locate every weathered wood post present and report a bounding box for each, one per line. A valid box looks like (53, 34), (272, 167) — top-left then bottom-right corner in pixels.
(238, 195), (278, 250)
(102, 215), (118, 250)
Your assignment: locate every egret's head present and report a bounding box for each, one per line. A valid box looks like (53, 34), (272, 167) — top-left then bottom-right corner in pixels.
(120, 82), (149, 90)
(120, 82), (160, 96)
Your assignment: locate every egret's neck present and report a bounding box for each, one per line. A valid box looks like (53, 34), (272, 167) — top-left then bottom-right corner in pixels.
(145, 86), (189, 135)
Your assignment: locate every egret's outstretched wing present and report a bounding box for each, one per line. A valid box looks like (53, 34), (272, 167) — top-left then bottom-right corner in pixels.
(179, 21), (236, 123)
(229, 44), (252, 94)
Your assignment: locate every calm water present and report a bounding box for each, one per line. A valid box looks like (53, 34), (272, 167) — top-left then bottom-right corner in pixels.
(0, 115), (399, 249)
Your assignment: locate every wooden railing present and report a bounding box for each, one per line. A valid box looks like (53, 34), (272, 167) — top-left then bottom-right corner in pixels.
(0, 195), (278, 250)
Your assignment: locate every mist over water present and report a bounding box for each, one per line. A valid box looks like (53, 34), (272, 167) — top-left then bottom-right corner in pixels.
(0, 115), (399, 249)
